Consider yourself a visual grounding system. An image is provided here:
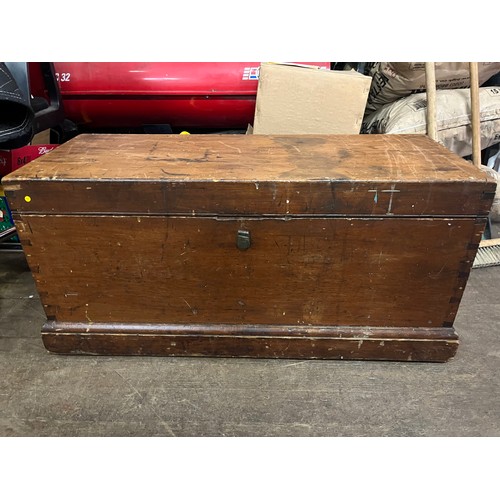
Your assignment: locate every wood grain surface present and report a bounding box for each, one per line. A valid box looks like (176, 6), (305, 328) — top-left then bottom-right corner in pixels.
(16, 214), (483, 328)
(3, 134), (495, 217)
(3, 133), (495, 362)
(3, 133), (491, 182)
(41, 324), (459, 362)
(4, 178), (495, 217)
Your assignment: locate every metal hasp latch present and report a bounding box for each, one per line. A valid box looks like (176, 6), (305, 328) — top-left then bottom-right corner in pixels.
(236, 229), (251, 250)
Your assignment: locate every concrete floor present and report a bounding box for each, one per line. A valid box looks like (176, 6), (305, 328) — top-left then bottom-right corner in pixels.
(0, 249), (499, 437)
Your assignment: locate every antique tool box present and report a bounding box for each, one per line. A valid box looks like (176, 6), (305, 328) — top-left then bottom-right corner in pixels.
(2, 134), (495, 362)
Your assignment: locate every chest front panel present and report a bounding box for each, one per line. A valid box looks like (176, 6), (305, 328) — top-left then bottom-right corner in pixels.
(20, 214), (480, 328)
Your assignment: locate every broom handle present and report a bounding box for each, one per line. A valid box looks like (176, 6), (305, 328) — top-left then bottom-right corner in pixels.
(479, 238), (500, 247)
(425, 63), (438, 141)
(469, 62), (481, 167)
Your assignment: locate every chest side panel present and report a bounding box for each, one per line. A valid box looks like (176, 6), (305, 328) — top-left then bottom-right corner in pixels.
(17, 214), (482, 328)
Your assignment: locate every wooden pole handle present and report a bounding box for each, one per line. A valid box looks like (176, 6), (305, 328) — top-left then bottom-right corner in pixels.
(469, 62), (481, 167)
(425, 62), (438, 141)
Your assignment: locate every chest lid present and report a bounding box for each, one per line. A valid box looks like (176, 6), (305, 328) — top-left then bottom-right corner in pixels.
(2, 133), (495, 217)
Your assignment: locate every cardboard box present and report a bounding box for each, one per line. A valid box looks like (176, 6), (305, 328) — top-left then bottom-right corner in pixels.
(31, 130), (51, 145)
(252, 63), (372, 134)
(0, 144), (58, 177)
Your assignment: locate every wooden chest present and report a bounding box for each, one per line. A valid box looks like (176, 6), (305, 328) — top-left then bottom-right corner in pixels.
(2, 134), (495, 362)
